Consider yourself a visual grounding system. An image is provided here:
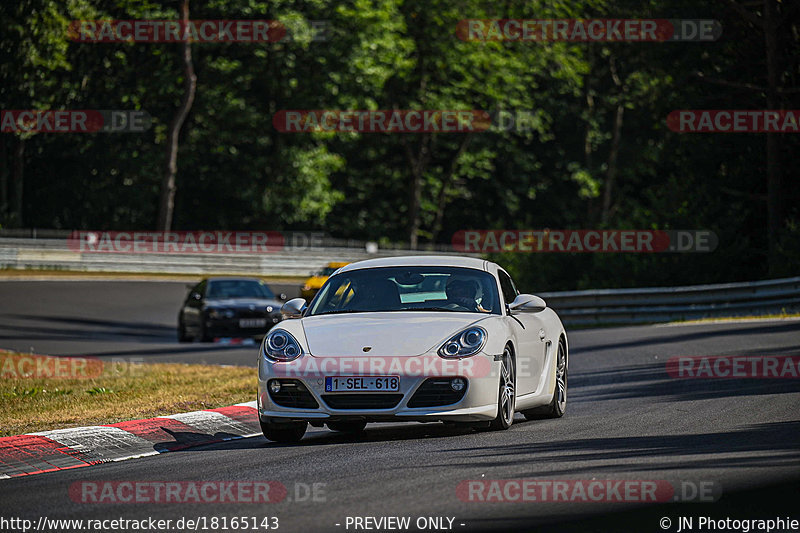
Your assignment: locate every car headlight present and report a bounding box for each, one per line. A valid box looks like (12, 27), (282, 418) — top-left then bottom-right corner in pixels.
(262, 329), (303, 361)
(438, 326), (486, 358)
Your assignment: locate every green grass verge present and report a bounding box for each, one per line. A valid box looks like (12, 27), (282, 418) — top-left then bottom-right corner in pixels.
(0, 350), (257, 437)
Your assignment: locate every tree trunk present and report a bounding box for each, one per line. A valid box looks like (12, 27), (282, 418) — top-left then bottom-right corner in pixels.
(157, 0), (197, 232)
(583, 45), (600, 223)
(0, 135), (8, 221)
(404, 134), (430, 249)
(431, 134), (472, 243)
(601, 104), (624, 225)
(763, 0), (782, 274)
(11, 137), (24, 227)
(584, 74), (597, 222)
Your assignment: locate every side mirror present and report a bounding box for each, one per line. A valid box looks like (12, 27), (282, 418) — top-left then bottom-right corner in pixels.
(281, 297), (307, 319)
(509, 294), (546, 313)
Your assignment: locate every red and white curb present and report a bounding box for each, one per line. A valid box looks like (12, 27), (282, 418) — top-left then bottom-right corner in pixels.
(0, 401), (260, 479)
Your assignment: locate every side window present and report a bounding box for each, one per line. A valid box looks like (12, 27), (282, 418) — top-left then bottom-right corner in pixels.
(498, 271), (517, 306)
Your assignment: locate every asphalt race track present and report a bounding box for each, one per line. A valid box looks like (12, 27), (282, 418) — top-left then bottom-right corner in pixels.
(0, 280), (300, 366)
(2, 280), (800, 532)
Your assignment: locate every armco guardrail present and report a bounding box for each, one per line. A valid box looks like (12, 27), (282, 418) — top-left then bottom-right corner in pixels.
(0, 237), (467, 277)
(541, 277), (800, 326)
(1, 237), (798, 325)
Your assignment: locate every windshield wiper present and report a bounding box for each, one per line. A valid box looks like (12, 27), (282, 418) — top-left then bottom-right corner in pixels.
(313, 309), (369, 316)
(403, 307), (463, 312)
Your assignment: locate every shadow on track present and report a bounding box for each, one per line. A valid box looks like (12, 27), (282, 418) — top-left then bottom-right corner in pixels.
(440, 420), (800, 475)
(571, 321), (800, 355)
(173, 421), (496, 451)
(0, 313), (173, 342)
(570, 360), (800, 403)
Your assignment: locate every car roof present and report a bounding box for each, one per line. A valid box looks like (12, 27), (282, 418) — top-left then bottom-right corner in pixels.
(337, 255), (490, 274)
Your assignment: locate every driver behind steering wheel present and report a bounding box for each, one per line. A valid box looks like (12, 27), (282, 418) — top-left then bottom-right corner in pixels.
(445, 278), (488, 312)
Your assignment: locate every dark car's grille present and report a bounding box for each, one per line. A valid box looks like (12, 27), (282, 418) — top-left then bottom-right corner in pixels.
(322, 394), (404, 410)
(268, 380), (319, 409)
(407, 378), (467, 408)
(236, 309), (269, 318)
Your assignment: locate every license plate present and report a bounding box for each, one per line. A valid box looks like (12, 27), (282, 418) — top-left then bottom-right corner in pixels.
(239, 318), (267, 328)
(325, 376), (400, 392)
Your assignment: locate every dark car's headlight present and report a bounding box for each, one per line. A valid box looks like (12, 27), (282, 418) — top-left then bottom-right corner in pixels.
(263, 329), (303, 361)
(438, 327), (486, 358)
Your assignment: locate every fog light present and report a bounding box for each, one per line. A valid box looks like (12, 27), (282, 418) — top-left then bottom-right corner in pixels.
(269, 380), (281, 394)
(450, 377), (466, 392)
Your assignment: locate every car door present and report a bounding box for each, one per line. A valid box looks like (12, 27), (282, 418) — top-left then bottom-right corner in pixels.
(499, 270), (547, 396)
(183, 280), (207, 333)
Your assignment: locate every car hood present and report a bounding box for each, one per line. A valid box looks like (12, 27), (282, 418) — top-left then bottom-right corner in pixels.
(300, 312), (490, 357)
(205, 298), (282, 310)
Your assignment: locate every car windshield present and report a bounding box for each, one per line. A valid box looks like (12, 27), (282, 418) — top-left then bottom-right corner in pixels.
(206, 280), (274, 299)
(308, 266), (501, 315)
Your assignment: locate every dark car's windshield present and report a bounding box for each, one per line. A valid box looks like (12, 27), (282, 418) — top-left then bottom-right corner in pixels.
(206, 280), (274, 300)
(308, 266), (501, 316)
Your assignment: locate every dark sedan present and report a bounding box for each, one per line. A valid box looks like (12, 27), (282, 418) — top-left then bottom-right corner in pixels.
(178, 277), (286, 342)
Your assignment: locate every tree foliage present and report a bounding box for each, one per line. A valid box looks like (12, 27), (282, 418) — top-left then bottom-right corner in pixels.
(1, 0), (797, 289)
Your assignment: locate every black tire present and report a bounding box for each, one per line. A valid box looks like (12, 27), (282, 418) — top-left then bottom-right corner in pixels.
(177, 320), (191, 343)
(260, 420), (307, 443)
(489, 345), (516, 431)
(523, 338), (567, 420)
(327, 420), (367, 433)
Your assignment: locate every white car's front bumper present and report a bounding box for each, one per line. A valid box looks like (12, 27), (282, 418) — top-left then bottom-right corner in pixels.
(257, 352), (501, 423)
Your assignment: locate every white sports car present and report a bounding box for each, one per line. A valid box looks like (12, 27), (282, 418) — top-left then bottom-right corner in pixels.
(257, 256), (568, 442)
